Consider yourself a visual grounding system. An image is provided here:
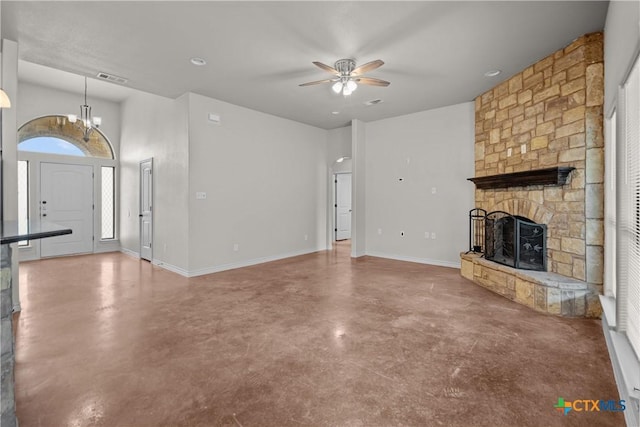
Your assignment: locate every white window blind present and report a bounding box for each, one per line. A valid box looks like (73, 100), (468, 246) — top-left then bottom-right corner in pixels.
(622, 54), (640, 358)
(605, 111), (617, 298)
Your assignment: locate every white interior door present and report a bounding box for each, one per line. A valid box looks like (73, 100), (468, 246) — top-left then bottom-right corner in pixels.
(335, 173), (352, 241)
(40, 162), (94, 257)
(139, 159), (153, 261)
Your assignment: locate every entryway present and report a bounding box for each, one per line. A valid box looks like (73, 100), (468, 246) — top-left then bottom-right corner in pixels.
(39, 162), (94, 257)
(335, 172), (352, 241)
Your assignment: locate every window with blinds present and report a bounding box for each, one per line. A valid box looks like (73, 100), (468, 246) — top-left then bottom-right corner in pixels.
(605, 110), (617, 298)
(620, 52), (640, 358)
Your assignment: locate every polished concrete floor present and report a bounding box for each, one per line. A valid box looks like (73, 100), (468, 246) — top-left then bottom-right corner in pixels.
(15, 243), (623, 426)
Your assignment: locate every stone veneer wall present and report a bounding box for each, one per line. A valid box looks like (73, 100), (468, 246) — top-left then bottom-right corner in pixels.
(1, 245), (17, 426)
(473, 32), (604, 289)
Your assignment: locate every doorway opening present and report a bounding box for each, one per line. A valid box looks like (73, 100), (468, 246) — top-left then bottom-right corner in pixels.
(17, 115), (117, 260)
(335, 172), (352, 241)
(139, 159), (153, 261)
(40, 162), (94, 257)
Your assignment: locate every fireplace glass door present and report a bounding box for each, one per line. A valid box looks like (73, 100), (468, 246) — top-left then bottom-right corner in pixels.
(485, 211), (546, 271)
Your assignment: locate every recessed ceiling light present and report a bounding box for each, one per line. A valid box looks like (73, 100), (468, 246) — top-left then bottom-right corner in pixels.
(484, 70), (501, 77)
(190, 57), (207, 66)
(331, 111), (340, 115)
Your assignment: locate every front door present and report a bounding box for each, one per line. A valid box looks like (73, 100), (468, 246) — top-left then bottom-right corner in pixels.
(139, 159), (153, 261)
(40, 162), (94, 257)
(335, 173), (352, 241)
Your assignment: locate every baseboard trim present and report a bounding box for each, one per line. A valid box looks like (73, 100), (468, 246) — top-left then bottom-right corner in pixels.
(152, 259), (190, 277)
(95, 242), (120, 254)
(120, 247), (140, 258)
(366, 251), (461, 269)
(187, 248), (320, 277)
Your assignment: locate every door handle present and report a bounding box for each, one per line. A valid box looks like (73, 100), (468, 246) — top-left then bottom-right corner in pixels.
(42, 214), (47, 217)
(139, 214), (143, 218)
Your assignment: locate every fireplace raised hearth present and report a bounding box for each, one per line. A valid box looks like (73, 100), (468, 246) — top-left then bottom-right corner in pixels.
(485, 211), (546, 272)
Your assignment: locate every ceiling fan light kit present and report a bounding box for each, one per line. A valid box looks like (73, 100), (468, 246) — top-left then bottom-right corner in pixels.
(300, 58), (390, 97)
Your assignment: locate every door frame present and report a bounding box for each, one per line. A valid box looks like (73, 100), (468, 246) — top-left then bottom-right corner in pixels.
(16, 152), (120, 261)
(39, 162), (94, 257)
(139, 158), (153, 261)
(334, 172), (352, 241)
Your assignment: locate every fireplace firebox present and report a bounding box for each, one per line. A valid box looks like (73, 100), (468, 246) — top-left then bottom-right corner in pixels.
(484, 211), (546, 271)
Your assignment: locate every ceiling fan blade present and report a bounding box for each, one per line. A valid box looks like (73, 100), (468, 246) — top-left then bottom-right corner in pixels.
(299, 78), (336, 87)
(356, 77), (391, 87)
(312, 61), (340, 76)
(351, 59), (384, 76)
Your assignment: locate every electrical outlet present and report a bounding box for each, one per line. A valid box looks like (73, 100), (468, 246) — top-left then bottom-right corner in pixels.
(431, 232), (436, 239)
(507, 147), (513, 157)
(521, 144), (527, 154)
(304, 234), (308, 241)
(196, 192), (206, 200)
(425, 232), (430, 239)
(233, 243), (239, 251)
(378, 228), (382, 235)
(431, 187), (437, 194)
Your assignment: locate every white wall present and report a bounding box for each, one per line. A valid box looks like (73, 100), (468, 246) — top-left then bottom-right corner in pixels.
(364, 102), (475, 267)
(604, 0), (640, 115)
(352, 119), (367, 257)
(17, 82), (121, 154)
(186, 92), (327, 275)
(2, 40), (20, 310)
(326, 126), (352, 247)
(119, 91), (190, 272)
(326, 126), (351, 164)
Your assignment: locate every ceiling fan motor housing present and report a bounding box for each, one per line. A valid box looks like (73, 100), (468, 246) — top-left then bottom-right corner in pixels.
(335, 59), (356, 76)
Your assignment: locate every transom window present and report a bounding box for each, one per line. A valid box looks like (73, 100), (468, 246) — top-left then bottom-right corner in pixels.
(18, 115), (114, 159)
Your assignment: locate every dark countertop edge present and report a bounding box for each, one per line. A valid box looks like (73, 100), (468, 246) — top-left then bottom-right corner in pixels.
(1, 228), (72, 245)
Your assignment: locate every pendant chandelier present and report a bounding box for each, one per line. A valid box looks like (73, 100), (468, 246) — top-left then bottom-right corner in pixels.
(68, 77), (101, 142)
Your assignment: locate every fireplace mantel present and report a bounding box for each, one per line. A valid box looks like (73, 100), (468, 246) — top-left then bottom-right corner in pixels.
(468, 166), (575, 190)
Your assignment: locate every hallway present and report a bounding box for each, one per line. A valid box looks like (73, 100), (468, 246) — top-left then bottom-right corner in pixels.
(15, 250), (622, 426)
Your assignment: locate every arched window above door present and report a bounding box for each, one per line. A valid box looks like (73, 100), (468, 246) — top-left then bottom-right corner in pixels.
(18, 115), (114, 159)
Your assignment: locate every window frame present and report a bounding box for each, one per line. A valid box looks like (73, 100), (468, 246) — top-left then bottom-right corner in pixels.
(17, 160), (29, 247)
(100, 166), (116, 240)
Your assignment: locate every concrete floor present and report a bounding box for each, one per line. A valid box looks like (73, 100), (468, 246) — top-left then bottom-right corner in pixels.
(14, 243), (623, 427)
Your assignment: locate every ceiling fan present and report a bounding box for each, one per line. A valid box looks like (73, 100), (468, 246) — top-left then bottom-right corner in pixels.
(299, 58), (390, 96)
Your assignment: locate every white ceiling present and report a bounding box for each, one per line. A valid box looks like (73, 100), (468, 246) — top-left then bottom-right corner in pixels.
(2, 1), (608, 129)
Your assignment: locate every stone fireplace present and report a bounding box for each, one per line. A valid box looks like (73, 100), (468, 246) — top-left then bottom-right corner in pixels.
(460, 32), (604, 318)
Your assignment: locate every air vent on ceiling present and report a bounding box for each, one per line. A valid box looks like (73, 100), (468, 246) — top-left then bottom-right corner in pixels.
(96, 72), (128, 84)
(364, 99), (383, 106)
